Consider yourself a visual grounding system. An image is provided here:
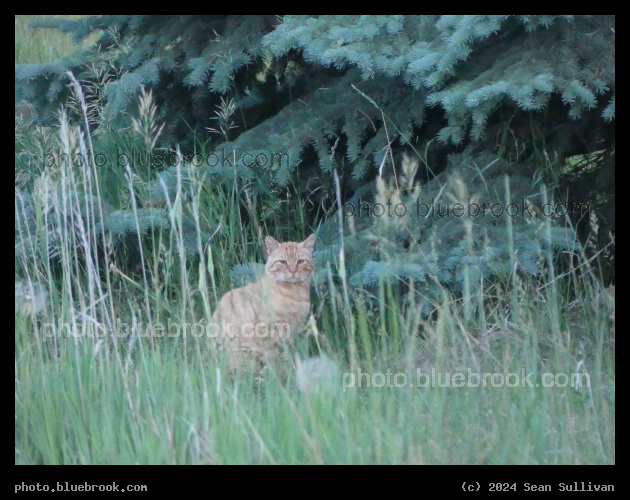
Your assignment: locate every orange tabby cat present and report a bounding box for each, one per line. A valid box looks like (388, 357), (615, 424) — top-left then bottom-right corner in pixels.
(211, 234), (316, 375)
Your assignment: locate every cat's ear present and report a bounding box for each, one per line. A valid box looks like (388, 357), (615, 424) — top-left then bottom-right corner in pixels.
(301, 234), (316, 252)
(265, 236), (280, 255)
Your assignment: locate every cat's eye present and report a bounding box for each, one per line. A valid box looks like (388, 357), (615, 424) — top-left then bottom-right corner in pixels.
(279, 260), (288, 265)
(297, 259), (305, 265)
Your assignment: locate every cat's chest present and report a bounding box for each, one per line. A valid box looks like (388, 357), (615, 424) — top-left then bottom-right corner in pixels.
(257, 294), (310, 324)
(232, 280), (310, 328)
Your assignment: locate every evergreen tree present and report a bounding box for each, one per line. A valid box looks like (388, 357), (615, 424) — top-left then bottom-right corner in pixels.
(15, 15), (614, 296)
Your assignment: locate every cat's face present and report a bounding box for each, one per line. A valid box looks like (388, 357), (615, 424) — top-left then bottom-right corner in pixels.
(265, 234), (316, 284)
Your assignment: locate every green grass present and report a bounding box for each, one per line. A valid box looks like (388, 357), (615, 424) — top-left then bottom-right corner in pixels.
(15, 23), (614, 464)
(15, 15), (100, 64)
(14, 274), (615, 464)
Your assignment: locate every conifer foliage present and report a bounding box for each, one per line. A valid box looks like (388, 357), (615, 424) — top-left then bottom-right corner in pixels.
(16, 15), (614, 299)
